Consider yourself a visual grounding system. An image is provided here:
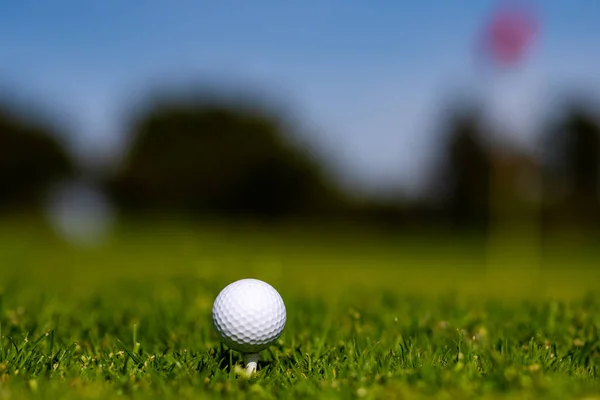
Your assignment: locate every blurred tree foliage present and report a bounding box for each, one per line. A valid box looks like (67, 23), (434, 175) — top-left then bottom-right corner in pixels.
(0, 105), (74, 211)
(1, 83), (598, 233)
(106, 93), (344, 219)
(542, 100), (600, 229)
(431, 106), (492, 229)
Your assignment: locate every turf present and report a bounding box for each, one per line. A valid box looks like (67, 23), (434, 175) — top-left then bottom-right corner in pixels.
(0, 219), (599, 399)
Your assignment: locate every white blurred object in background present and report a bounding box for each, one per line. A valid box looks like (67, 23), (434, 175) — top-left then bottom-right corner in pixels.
(46, 181), (115, 248)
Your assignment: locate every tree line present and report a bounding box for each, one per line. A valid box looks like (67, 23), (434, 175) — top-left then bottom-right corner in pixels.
(1, 87), (599, 232)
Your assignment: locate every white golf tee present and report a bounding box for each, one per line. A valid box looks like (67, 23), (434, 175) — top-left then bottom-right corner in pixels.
(243, 353), (260, 374)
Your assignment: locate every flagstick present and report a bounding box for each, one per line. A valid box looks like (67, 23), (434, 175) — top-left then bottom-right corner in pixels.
(478, 2), (542, 296)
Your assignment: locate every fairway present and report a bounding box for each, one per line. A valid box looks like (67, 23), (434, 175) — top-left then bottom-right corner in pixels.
(1, 220), (599, 399)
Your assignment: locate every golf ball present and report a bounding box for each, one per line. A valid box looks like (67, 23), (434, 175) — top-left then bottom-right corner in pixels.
(212, 278), (286, 353)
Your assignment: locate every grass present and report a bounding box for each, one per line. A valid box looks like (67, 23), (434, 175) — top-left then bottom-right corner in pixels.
(0, 218), (599, 399)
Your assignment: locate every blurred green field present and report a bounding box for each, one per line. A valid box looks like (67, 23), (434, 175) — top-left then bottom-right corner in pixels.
(0, 219), (599, 399)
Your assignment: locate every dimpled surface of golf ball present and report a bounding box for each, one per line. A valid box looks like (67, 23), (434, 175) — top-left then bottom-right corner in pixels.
(212, 279), (286, 353)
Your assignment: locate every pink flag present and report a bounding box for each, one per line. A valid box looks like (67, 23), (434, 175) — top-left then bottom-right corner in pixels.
(481, 2), (539, 67)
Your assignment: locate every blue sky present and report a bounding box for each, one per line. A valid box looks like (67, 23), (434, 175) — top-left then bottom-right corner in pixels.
(1, 0), (599, 195)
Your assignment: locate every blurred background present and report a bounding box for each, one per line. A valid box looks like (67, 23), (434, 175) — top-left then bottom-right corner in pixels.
(1, 0), (599, 297)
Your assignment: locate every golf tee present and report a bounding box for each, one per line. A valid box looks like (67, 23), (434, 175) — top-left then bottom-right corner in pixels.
(243, 353), (260, 374)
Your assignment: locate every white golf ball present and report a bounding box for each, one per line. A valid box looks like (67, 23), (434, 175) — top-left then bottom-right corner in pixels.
(212, 278), (286, 353)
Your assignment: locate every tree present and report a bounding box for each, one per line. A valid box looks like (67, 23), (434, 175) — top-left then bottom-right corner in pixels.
(542, 100), (600, 228)
(107, 91), (343, 219)
(431, 106), (492, 228)
(0, 105), (74, 210)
